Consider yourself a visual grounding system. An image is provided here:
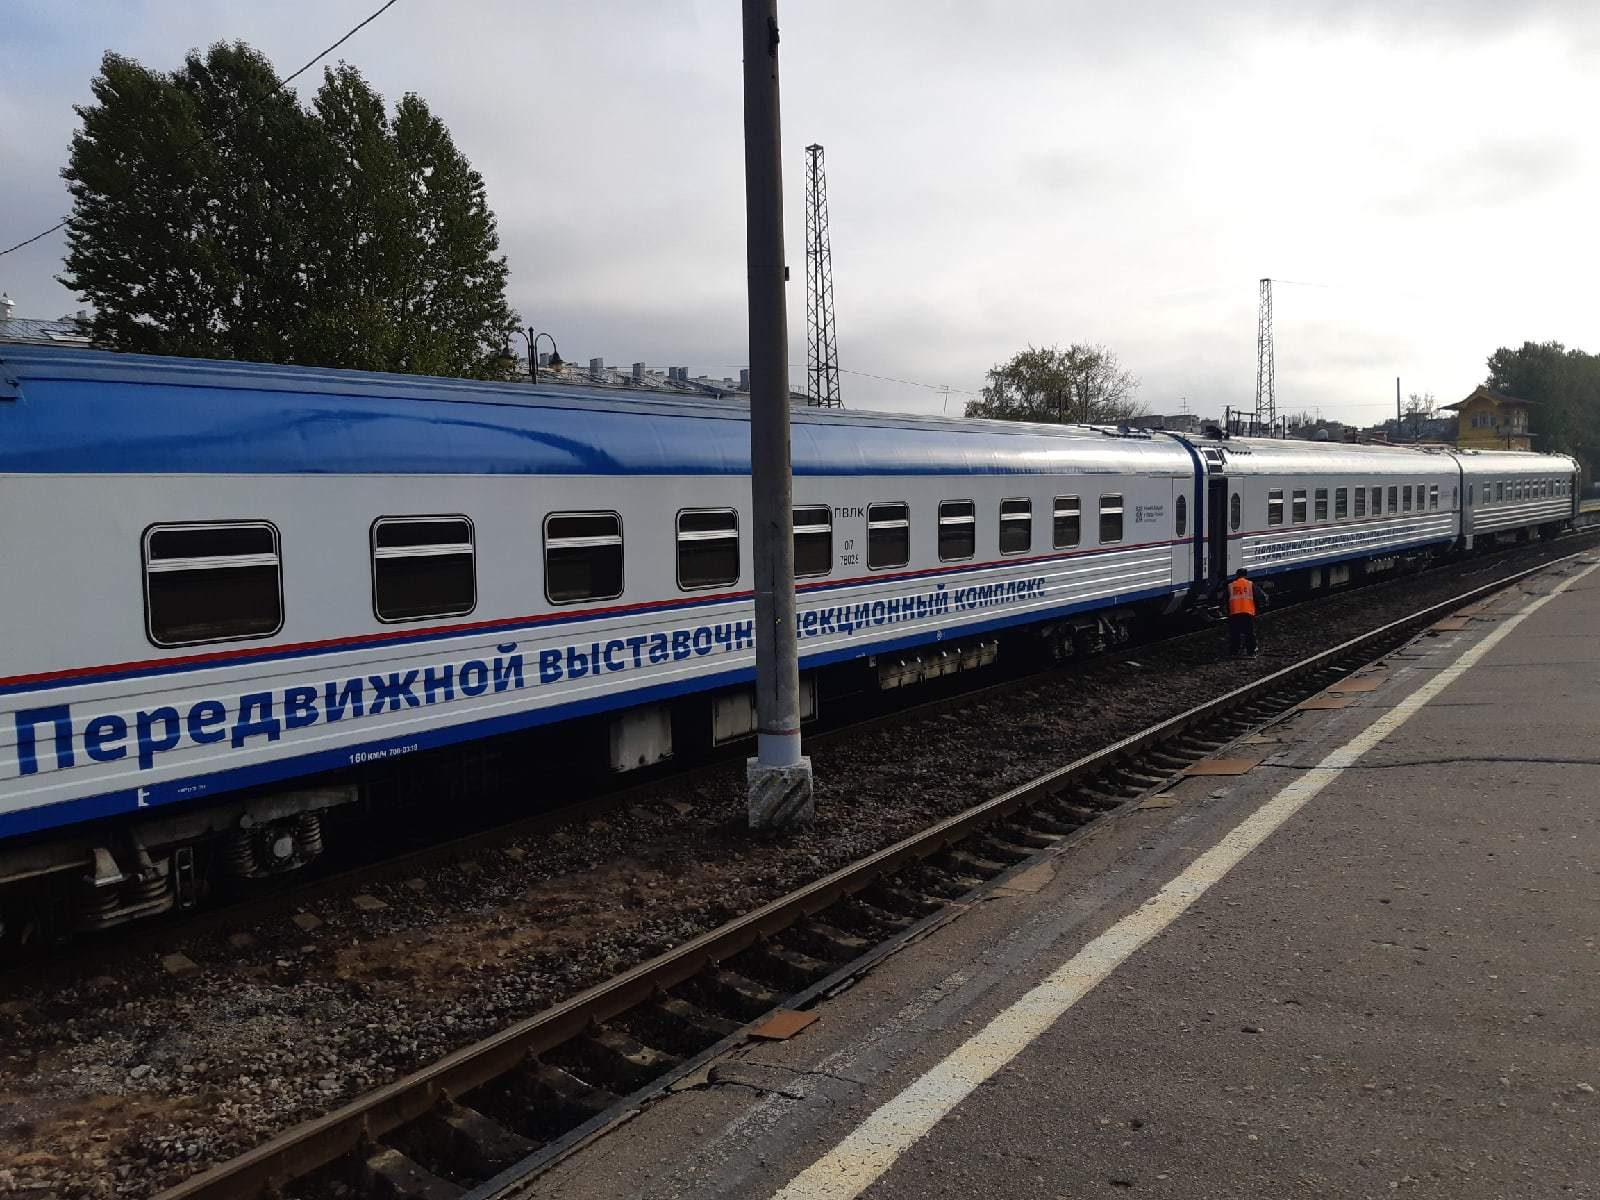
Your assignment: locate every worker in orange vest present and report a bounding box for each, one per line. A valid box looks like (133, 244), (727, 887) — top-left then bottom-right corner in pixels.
(1223, 567), (1265, 658)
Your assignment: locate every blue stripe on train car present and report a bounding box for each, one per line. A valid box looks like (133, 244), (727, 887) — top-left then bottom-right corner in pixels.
(0, 583), (1183, 839)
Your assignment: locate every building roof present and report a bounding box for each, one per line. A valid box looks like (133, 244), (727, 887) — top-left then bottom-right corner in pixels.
(0, 315), (93, 348)
(1440, 385), (1533, 412)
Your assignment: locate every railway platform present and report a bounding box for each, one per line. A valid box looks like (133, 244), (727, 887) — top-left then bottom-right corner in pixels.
(525, 553), (1600, 1200)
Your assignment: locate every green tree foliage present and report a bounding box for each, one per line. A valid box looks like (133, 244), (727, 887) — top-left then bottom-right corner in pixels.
(1484, 341), (1600, 472)
(60, 44), (519, 378)
(965, 344), (1143, 425)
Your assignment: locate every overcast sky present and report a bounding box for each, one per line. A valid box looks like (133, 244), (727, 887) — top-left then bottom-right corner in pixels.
(3, 1), (1598, 423)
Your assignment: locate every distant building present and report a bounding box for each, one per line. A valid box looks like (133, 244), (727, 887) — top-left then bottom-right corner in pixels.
(1441, 385), (1533, 451)
(0, 299), (92, 348)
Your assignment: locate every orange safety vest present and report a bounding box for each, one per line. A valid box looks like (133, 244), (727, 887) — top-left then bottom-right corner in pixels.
(1227, 578), (1256, 617)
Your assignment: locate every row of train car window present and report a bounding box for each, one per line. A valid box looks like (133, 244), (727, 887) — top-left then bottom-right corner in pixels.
(139, 495), (1147, 648)
(1236, 477), (1569, 532)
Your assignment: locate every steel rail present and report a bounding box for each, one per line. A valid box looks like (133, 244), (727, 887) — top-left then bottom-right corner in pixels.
(155, 547), (1595, 1200)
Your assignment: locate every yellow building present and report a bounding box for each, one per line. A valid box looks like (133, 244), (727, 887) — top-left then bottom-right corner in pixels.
(1443, 385), (1533, 451)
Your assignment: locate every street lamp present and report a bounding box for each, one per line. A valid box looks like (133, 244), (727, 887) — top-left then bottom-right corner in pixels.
(500, 327), (564, 381)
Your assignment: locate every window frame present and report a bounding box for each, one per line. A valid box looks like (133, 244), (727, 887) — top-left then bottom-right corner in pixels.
(1402, 485), (1413, 512)
(1175, 493), (1188, 538)
(1292, 489), (1308, 524)
(675, 506), (741, 592)
(142, 520), (285, 649)
(1429, 484), (1440, 511)
(1098, 493), (1125, 545)
(1229, 492), (1242, 532)
(1314, 488), (1329, 522)
(867, 501), (912, 570)
(370, 514), (478, 624)
(1354, 487), (1367, 518)
(1388, 485), (1399, 512)
(793, 504), (833, 579)
(1267, 488), (1284, 526)
(999, 497), (1033, 556)
(1371, 486), (1382, 516)
(937, 498), (977, 563)
(543, 510), (625, 606)
(1335, 487), (1348, 520)
(1053, 495), (1082, 549)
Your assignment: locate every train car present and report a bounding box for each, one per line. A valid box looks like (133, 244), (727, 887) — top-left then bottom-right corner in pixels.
(0, 346), (1197, 937)
(1452, 447), (1579, 547)
(1179, 437), (1463, 589)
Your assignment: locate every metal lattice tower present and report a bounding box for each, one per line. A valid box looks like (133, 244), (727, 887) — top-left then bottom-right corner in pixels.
(1254, 277), (1276, 429)
(804, 143), (842, 407)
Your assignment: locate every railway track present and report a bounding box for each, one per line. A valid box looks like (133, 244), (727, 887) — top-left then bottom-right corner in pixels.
(148, 547), (1596, 1200)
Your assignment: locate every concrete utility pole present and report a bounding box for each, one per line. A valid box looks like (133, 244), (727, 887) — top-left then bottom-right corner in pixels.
(742, 0), (813, 829)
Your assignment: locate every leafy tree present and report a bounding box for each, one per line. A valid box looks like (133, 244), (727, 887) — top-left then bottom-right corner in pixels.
(60, 44), (518, 379)
(965, 344), (1142, 425)
(1484, 341), (1600, 473)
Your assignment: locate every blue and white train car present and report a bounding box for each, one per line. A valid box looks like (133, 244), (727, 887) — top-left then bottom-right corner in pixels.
(1183, 438), (1464, 589)
(1453, 447), (1579, 548)
(0, 347), (1197, 936)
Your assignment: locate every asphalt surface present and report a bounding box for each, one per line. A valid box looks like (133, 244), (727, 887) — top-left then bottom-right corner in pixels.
(525, 554), (1600, 1200)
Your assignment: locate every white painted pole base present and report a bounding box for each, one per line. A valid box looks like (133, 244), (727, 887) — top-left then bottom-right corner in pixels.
(747, 754), (814, 830)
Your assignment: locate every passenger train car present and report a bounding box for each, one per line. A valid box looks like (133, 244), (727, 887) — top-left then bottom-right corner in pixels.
(0, 347), (1579, 938)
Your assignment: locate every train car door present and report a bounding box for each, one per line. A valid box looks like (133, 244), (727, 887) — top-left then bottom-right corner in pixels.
(1206, 476), (1228, 585)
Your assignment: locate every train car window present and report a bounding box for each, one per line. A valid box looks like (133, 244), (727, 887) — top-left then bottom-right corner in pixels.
(1371, 486), (1382, 516)
(1099, 494), (1124, 544)
(1229, 492), (1241, 531)
(1314, 489), (1328, 521)
(794, 505), (833, 578)
(1267, 489), (1284, 526)
(1496, 482), (1504, 501)
(938, 500), (976, 561)
(1053, 496), (1081, 548)
(1388, 485), (1399, 512)
(1175, 494), (1188, 538)
(1354, 487), (1367, 518)
(1467, 483), (1474, 506)
(676, 508), (740, 590)
(144, 522), (283, 647)
(1292, 489), (1307, 524)
(1335, 488), (1348, 520)
(372, 516), (476, 621)
(868, 502), (911, 569)
(1429, 485), (1440, 510)
(1000, 498), (1033, 555)
(1402, 486), (1413, 512)
(544, 512), (624, 604)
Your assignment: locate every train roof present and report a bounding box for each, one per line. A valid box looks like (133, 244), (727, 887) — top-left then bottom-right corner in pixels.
(1179, 435), (1462, 477)
(0, 345), (1194, 478)
(1180, 435), (1575, 477)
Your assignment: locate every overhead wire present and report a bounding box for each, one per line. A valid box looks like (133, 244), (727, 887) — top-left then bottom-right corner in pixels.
(0, 0), (403, 259)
